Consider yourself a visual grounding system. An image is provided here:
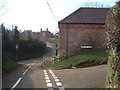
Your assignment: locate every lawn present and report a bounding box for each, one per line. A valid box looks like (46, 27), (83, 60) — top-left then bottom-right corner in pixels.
(50, 48), (108, 69)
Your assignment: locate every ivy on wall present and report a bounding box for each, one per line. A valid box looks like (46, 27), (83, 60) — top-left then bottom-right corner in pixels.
(106, 1), (120, 88)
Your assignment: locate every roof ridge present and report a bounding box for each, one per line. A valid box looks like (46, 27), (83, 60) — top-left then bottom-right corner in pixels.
(58, 7), (110, 24)
(80, 7), (110, 9)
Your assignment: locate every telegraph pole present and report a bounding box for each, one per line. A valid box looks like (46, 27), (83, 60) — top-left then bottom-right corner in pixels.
(15, 44), (19, 61)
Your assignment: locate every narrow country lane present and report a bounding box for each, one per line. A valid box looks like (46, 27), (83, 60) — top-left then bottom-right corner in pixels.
(2, 43), (107, 89)
(2, 43), (56, 89)
(2, 58), (46, 89)
(3, 60), (107, 89)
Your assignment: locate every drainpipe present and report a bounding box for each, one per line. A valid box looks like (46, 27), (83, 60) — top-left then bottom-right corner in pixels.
(66, 24), (69, 58)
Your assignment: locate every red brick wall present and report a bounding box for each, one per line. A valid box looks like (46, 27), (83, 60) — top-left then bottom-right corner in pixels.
(59, 24), (106, 30)
(58, 24), (107, 59)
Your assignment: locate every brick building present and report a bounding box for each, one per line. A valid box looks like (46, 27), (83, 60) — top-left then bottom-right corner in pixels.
(40, 28), (53, 42)
(40, 28), (52, 39)
(58, 7), (110, 59)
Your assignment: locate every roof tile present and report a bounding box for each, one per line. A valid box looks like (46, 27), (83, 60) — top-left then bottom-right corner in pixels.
(58, 7), (110, 24)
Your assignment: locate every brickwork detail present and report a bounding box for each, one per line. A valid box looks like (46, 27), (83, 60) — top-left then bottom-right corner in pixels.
(59, 24), (107, 59)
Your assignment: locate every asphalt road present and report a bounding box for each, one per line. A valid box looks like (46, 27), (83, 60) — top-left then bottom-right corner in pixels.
(2, 58), (45, 88)
(2, 44), (107, 89)
(53, 65), (107, 88)
(2, 60), (107, 89)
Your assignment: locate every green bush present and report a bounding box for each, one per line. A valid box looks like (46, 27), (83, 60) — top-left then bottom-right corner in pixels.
(18, 40), (46, 60)
(2, 24), (47, 72)
(47, 38), (58, 45)
(106, 2), (120, 88)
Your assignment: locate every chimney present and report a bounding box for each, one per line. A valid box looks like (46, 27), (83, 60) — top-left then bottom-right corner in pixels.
(46, 28), (48, 31)
(40, 28), (42, 32)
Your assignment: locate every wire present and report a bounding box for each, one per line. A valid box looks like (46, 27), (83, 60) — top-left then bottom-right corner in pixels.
(45, 0), (57, 23)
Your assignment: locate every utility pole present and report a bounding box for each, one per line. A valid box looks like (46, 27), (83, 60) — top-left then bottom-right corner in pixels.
(55, 43), (58, 56)
(15, 44), (19, 61)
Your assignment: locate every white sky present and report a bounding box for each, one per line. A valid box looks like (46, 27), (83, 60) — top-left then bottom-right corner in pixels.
(0, 0), (116, 33)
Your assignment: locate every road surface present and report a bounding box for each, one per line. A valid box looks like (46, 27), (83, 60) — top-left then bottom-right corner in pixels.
(2, 45), (107, 89)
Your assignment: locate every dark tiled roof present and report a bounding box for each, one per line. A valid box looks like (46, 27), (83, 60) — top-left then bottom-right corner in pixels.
(58, 7), (110, 24)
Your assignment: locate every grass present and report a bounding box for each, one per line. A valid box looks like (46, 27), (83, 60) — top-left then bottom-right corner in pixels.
(50, 48), (108, 69)
(2, 52), (19, 72)
(3, 59), (19, 72)
(47, 38), (58, 45)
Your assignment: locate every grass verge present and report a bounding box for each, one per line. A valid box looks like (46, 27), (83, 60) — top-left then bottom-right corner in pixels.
(50, 48), (107, 69)
(2, 52), (19, 72)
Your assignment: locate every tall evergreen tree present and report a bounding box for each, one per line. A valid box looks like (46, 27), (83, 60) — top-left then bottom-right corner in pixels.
(106, 1), (120, 88)
(1, 23), (10, 51)
(1, 23), (8, 41)
(13, 25), (19, 44)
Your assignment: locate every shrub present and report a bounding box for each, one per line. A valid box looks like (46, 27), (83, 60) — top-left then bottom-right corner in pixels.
(106, 2), (120, 88)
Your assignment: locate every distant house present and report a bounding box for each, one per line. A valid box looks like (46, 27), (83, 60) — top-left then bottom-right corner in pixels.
(40, 28), (52, 38)
(39, 28), (53, 42)
(58, 7), (110, 59)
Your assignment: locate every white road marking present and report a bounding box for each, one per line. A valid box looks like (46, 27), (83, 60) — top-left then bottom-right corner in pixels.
(47, 83), (52, 87)
(48, 70), (52, 72)
(44, 70), (47, 73)
(43, 70), (53, 89)
(54, 79), (59, 82)
(44, 70), (48, 75)
(11, 62), (34, 90)
(49, 71), (54, 74)
(23, 63), (34, 76)
(28, 65), (32, 69)
(22, 69), (28, 75)
(11, 77), (22, 89)
(53, 76), (58, 79)
(46, 80), (51, 83)
(48, 69), (65, 90)
(11, 63), (34, 90)
(56, 82), (62, 87)
(28, 63), (34, 69)
(52, 74), (56, 77)
(49, 70), (54, 74)
(45, 77), (50, 80)
(44, 69), (65, 90)
(44, 70), (46, 73)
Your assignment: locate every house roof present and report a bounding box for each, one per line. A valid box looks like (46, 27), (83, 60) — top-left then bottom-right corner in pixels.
(58, 7), (110, 24)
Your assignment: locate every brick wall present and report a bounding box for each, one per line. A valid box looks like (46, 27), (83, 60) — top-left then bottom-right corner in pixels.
(58, 24), (107, 59)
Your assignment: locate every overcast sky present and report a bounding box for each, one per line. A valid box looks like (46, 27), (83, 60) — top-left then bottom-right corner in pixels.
(0, 0), (116, 33)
